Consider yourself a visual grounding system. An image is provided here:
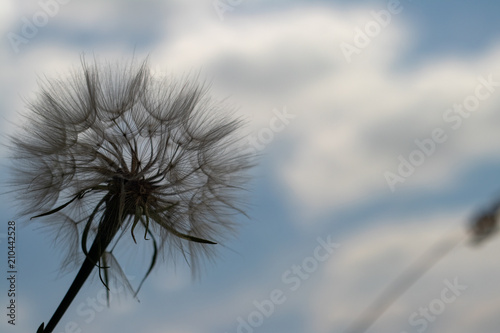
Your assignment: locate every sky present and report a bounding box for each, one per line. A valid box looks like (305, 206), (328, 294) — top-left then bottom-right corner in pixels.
(1, 0), (500, 332)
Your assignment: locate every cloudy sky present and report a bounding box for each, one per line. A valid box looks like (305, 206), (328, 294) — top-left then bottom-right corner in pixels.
(1, 1), (500, 332)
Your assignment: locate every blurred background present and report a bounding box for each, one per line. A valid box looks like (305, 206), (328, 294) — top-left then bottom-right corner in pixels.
(1, 0), (500, 332)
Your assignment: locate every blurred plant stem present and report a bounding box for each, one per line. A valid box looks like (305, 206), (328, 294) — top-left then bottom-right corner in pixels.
(344, 200), (499, 333)
(343, 230), (468, 333)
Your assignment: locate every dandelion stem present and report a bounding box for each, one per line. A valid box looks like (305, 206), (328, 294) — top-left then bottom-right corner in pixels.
(38, 194), (123, 333)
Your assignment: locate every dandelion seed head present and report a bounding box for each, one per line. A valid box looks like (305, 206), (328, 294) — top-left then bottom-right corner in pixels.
(9, 56), (253, 279)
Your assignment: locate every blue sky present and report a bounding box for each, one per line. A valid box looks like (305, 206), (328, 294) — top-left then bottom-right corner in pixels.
(2, 1), (500, 333)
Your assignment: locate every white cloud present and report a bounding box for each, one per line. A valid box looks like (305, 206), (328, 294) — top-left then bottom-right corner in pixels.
(282, 36), (500, 222)
(308, 213), (500, 333)
(144, 4), (500, 222)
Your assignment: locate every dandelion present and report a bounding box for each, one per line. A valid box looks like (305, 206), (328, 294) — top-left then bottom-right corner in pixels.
(8, 56), (253, 333)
